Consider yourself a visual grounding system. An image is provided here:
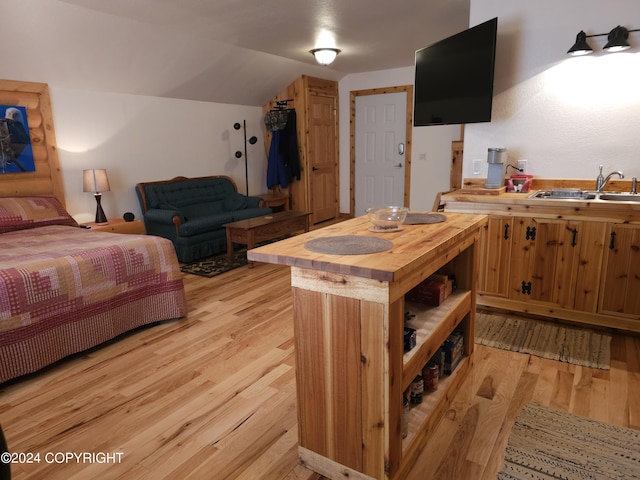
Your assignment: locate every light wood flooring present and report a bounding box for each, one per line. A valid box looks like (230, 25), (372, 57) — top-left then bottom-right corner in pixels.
(1, 262), (639, 480)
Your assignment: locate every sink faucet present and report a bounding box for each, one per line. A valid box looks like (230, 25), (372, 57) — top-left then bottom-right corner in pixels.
(596, 164), (624, 192)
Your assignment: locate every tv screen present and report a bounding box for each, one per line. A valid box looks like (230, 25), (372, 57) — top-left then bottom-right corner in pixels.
(414, 17), (497, 126)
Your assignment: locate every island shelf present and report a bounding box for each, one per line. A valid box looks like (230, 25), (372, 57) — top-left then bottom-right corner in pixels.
(248, 213), (486, 480)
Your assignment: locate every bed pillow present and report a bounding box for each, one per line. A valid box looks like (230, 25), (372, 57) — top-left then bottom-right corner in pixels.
(0, 196), (78, 233)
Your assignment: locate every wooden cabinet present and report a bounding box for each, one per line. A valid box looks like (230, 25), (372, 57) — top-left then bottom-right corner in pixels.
(477, 216), (512, 297)
(264, 76), (339, 226)
(599, 223), (640, 318)
(247, 213), (486, 480)
(443, 191), (640, 332)
(475, 216), (605, 311)
(501, 217), (604, 311)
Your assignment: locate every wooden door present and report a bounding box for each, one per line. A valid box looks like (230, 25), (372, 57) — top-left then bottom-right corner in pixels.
(354, 92), (407, 216)
(573, 221), (606, 312)
(308, 92), (338, 225)
(510, 217), (581, 308)
(599, 224), (640, 317)
(478, 216), (512, 297)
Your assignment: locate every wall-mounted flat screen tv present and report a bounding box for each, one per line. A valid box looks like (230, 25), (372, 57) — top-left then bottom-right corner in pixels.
(414, 17), (498, 126)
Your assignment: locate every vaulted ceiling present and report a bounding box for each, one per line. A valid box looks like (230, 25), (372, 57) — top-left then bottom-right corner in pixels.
(6, 0), (470, 106)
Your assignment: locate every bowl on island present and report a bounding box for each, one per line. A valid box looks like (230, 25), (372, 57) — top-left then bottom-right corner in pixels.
(366, 206), (409, 231)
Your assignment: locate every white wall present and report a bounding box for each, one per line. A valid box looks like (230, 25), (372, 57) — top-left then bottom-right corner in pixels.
(29, 0), (640, 224)
(339, 68), (460, 214)
(465, 0), (640, 182)
(51, 87), (267, 223)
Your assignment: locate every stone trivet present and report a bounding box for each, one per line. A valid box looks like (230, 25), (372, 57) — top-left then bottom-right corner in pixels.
(404, 213), (447, 224)
(304, 235), (393, 255)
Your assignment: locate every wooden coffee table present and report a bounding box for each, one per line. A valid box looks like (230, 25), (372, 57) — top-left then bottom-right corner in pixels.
(223, 210), (311, 268)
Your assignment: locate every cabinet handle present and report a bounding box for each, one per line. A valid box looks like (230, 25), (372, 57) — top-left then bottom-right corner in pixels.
(526, 226), (536, 241)
(571, 228), (578, 247)
(312, 166), (319, 171)
(521, 280), (532, 295)
(609, 231), (617, 250)
(503, 223), (510, 240)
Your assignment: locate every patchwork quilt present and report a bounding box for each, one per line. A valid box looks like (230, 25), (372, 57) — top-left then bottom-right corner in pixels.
(0, 224), (187, 383)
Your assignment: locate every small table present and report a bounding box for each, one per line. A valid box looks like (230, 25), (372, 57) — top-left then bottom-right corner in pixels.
(258, 192), (289, 212)
(223, 211), (310, 268)
(82, 218), (145, 234)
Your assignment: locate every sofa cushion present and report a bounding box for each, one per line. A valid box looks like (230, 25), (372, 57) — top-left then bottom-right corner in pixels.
(145, 177), (236, 209)
(223, 192), (248, 211)
(177, 212), (235, 237)
(181, 201), (224, 219)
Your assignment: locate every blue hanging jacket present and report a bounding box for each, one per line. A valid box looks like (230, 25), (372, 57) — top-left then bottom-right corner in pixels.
(266, 130), (288, 189)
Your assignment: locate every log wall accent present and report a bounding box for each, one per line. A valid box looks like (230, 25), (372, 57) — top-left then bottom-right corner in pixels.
(0, 79), (64, 205)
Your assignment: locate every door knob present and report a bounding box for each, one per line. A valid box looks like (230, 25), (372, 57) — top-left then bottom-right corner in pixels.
(398, 143), (405, 155)
(394, 163), (403, 168)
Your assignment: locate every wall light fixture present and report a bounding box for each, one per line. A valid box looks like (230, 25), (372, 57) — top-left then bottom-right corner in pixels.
(568, 25), (640, 56)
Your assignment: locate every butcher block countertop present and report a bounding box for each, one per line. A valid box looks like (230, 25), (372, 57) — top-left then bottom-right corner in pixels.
(442, 177), (640, 223)
(247, 212), (487, 282)
(443, 190), (640, 223)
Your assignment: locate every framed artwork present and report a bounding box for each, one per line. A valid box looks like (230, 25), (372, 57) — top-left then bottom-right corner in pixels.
(0, 105), (34, 173)
(0, 80), (64, 203)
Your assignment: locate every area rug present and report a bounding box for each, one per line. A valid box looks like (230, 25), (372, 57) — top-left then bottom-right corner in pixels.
(499, 402), (640, 479)
(180, 237), (289, 278)
(475, 311), (611, 369)
(180, 248), (250, 278)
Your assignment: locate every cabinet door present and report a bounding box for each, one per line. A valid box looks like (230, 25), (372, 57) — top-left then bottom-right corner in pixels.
(478, 216), (512, 297)
(308, 92), (338, 224)
(599, 224), (640, 317)
(573, 221), (605, 312)
(510, 217), (581, 308)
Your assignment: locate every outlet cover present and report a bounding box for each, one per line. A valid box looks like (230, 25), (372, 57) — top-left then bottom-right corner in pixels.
(517, 160), (527, 173)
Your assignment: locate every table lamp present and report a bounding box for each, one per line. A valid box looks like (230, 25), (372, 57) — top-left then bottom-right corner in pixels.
(83, 169), (110, 223)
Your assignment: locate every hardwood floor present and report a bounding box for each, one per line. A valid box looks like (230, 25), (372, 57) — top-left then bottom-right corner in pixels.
(1, 263), (639, 479)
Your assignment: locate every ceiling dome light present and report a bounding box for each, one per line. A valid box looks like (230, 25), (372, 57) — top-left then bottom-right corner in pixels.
(603, 25), (630, 52)
(310, 48), (340, 66)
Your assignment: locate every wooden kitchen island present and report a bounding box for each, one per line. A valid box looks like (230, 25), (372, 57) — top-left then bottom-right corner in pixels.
(247, 212), (487, 480)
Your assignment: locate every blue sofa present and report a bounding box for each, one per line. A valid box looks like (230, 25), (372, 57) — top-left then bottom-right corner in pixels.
(135, 176), (271, 262)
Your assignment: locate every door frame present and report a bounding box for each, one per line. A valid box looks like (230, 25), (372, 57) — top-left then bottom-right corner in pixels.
(350, 85), (413, 217)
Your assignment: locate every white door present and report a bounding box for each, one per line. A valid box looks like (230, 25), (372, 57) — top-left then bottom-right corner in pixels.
(355, 92), (407, 217)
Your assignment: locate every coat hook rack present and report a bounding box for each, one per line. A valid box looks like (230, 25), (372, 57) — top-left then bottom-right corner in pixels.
(233, 120), (258, 196)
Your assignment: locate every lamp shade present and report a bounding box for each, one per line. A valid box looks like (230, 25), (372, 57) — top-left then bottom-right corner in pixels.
(310, 48), (340, 66)
(567, 30), (593, 56)
(83, 169), (110, 193)
(603, 26), (630, 52)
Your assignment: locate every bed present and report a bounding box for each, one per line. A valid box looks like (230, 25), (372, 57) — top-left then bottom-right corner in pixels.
(0, 196), (188, 383)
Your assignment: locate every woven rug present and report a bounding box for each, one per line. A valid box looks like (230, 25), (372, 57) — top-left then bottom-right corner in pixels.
(475, 311), (611, 369)
(499, 402), (640, 479)
(180, 248), (250, 277)
(180, 237), (290, 277)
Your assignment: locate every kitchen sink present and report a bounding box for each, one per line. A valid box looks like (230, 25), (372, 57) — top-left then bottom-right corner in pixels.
(598, 193), (640, 202)
(528, 189), (596, 200)
(527, 189), (640, 202)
